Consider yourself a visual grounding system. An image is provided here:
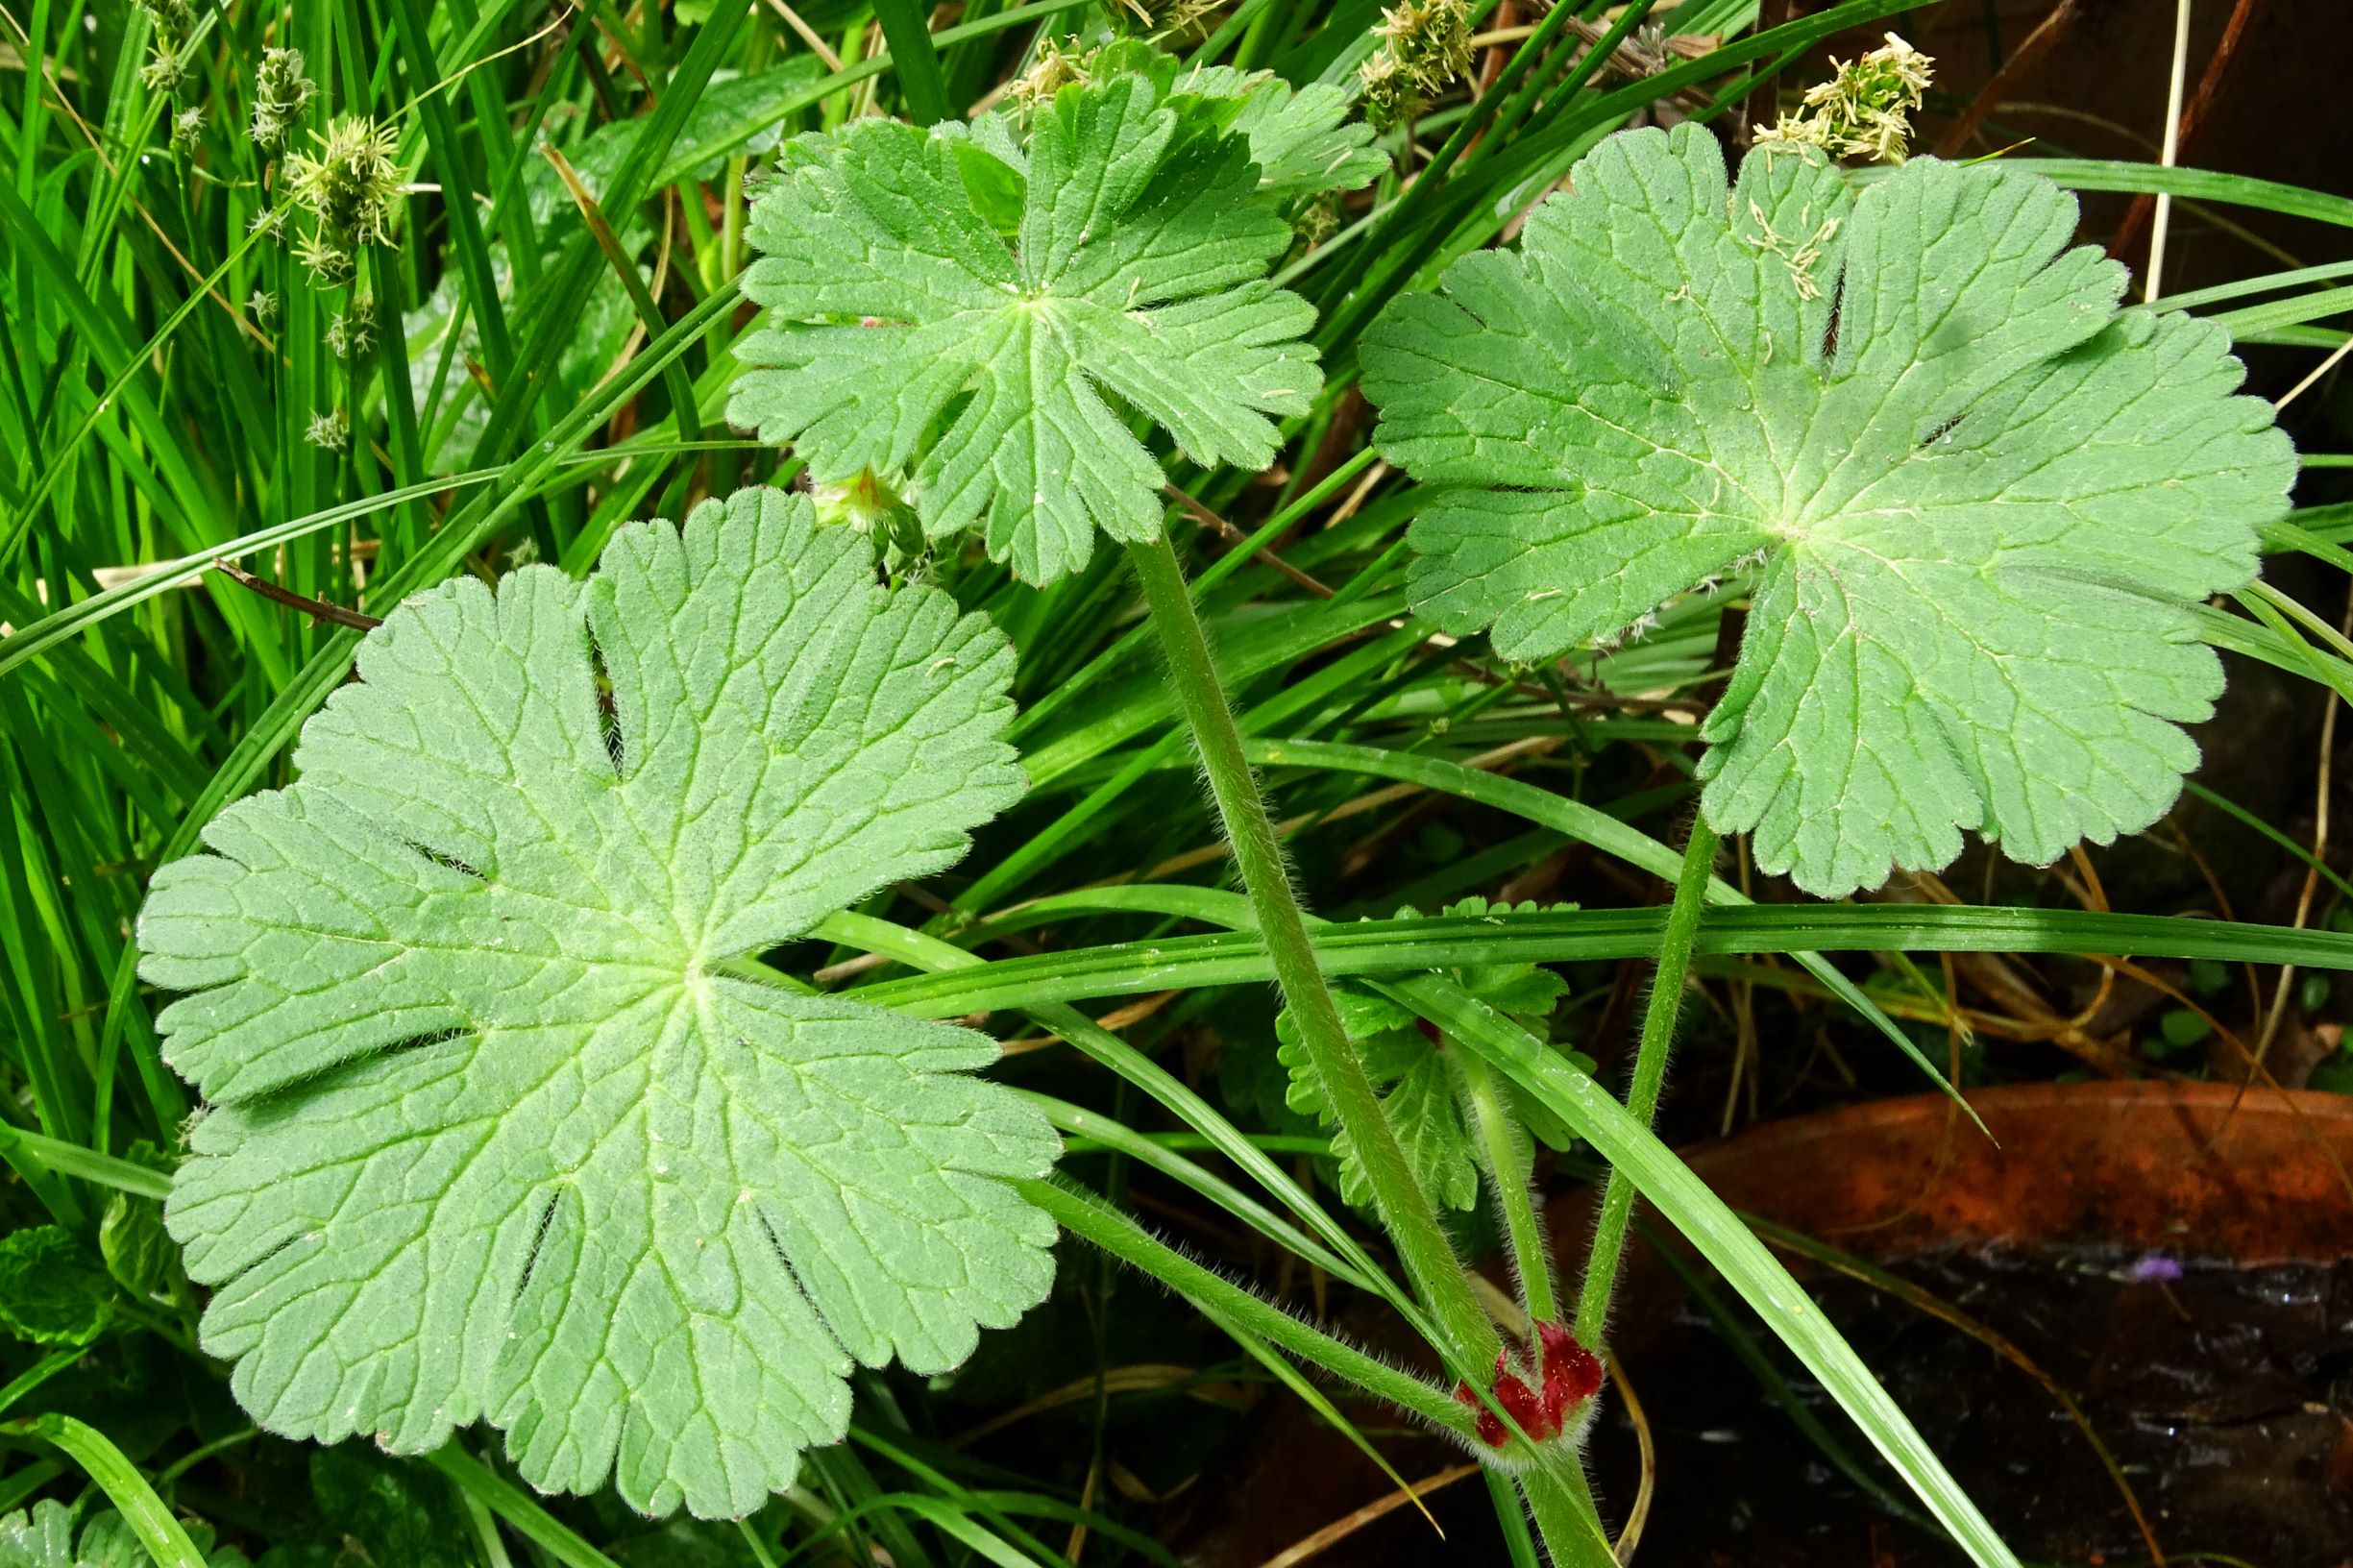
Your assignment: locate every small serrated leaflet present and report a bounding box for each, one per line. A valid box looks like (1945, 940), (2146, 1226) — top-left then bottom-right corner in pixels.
(1362, 124), (2295, 895)
(1278, 902), (1575, 1210)
(139, 488), (1061, 1519)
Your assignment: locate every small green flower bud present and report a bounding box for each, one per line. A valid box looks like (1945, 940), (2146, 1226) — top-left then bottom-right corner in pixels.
(135, 0), (195, 34)
(293, 230), (355, 287)
(327, 298), (377, 359)
(287, 115), (403, 250)
(304, 408), (350, 451)
(251, 48), (317, 151)
(140, 46), (187, 95)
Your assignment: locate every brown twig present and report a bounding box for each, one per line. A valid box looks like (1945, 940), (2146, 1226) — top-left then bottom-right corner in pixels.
(1931, 0), (2083, 159)
(209, 559), (383, 630)
(1164, 481), (1334, 600)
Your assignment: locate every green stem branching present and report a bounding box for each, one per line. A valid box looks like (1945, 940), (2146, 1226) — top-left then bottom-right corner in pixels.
(1457, 1047), (1556, 1326)
(1575, 815), (1720, 1344)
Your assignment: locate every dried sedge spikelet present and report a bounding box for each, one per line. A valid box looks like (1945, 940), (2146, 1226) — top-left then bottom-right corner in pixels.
(1009, 37), (1092, 111)
(1116, 0), (1222, 42)
(1360, 0), (1470, 129)
(1754, 32), (1933, 165)
(1293, 190), (1341, 247)
(1357, 49), (1409, 132)
(287, 115), (403, 250)
(304, 408), (349, 451)
(170, 107), (205, 153)
(251, 48), (317, 152)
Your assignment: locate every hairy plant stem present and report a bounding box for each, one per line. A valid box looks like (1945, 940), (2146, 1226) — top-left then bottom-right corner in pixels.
(1522, 1457), (1618, 1568)
(1018, 1176), (1478, 1435)
(1457, 1047), (1556, 1325)
(1574, 815), (1721, 1345)
(1126, 530), (1500, 1369)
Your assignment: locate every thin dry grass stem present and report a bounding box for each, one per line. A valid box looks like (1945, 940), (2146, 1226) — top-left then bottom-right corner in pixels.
(1604, 1350), (1654, 1563)
(2252, 584), (2349, 1066)
(422, 5), (579, 108)
(765, 0), (846, 70)
(605, 189), (680, 380)
(1891, 872), (2131, 1073)
(1252, 1461), (1483, 1568)
(1066, 1455), (1099, 1563)
(2276, 334), (2353, 412)
(1323, 460), (1389, 528)
(2167, 814), (2265, 1026)
(1000, 991), (1184, 1054)
(2142, 0), (2196, 300)
(2062, 845), (2111, 914)
(947, 1364), (1203, 1448)
(2109, 0), (2268, 262)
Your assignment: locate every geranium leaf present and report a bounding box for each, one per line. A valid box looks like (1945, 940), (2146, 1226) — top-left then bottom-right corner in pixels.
(1163, 62), (1387, 201)
(1362, 124), (2296, 896)
(0, 1503), (75, 1568)
(139, 488), (1060, 1520)
(729, 75), (1321, 584)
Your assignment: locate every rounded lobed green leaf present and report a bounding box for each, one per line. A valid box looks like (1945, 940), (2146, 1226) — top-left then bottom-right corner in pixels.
(728, 74), (1322, 584)
(1361, 124), (2296, 896)
(138, 487), (1060, 1520)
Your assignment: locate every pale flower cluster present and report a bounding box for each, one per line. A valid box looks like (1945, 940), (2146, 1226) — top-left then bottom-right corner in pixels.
(1754, 32), (1933, 165)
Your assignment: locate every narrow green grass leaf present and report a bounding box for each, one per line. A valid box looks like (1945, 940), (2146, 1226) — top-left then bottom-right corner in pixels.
(858, 905), (2353, 1017)
(2011, 159), (2353, 230)
(0, 1126), (173, 1201)
(429, 1447), (623, 1568)
(870, 0), (951, 123)
(5, 1413), (209, 1568)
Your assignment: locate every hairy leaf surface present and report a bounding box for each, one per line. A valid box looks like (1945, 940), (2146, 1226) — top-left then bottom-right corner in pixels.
(729, 76), (1321, 583)
(140, 489), (1059, 1519)
(1363, 125), (2295, 895)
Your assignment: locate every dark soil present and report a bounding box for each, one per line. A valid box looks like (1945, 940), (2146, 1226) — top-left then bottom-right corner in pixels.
(1581, 1245), (2353, 1568)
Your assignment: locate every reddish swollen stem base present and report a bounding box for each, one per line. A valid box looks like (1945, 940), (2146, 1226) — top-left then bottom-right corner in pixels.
(1455, 1319), (1605, 1448)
